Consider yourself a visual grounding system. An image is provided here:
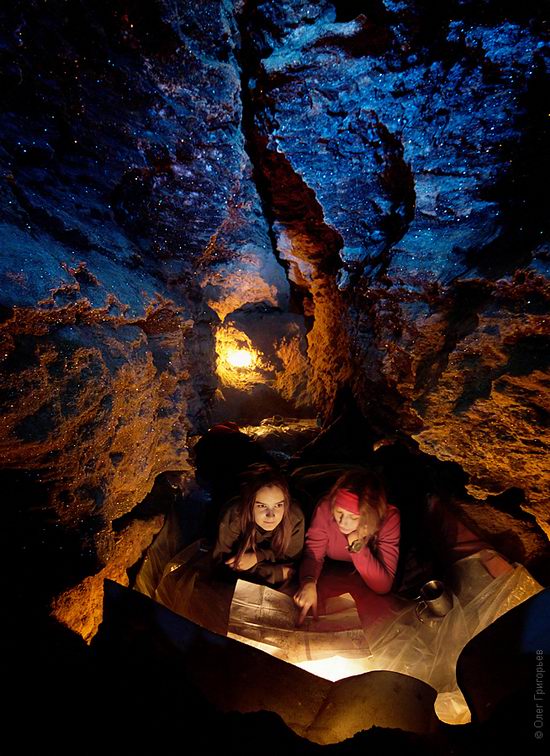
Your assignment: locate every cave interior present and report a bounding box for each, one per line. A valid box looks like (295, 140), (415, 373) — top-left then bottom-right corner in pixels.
(2, 0), (550, 752)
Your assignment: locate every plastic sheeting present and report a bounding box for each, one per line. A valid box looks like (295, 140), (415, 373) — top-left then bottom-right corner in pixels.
(137, 516), (543, 726)
(362, 548), (544, 724)
(228, 548), (542, 725)
(134, 486), (211, 598)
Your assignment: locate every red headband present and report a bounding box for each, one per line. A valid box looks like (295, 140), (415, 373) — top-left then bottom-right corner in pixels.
(333, 489), (360, 515)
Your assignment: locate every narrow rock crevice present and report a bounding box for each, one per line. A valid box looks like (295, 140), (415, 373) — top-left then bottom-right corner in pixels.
(235, 1), (340, 311)
(1, 7), (548, 747)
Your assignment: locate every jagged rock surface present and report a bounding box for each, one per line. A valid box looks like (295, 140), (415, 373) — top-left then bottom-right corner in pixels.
(0, 0), (310, 630)
(1, 0), (548, 650)
(243, 0), (550, 532)
(2, 2), (549, 753)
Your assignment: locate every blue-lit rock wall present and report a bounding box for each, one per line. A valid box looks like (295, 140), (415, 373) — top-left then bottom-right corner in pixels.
(242, 0), (549, 532)
(0, 0), (289, 636)
(0, 0), (548, 636)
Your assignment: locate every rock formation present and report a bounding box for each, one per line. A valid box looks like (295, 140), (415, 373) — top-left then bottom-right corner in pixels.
(1, 2), (548, 739)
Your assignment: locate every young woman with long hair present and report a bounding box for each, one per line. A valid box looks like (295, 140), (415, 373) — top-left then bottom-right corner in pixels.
(293, 468), (400, 624)
(213, 463), (305, 585)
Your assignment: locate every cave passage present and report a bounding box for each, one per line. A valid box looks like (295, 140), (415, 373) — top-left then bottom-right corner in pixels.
(3, 1), (549, 752)
(130, 414), (544, 736)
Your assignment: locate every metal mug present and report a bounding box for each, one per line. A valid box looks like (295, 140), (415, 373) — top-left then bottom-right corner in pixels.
(415, 579), (453, 622)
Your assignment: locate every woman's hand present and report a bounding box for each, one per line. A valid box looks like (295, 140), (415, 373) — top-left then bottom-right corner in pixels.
(293, 581), (318, 626)
(346, 529), (360, 546)
(347, 526), (371, 547)
(225, 551), (258, 571)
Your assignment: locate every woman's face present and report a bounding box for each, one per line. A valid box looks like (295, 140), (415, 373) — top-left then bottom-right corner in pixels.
(253, 485), (286, 530)
(333, 506), (360, 536)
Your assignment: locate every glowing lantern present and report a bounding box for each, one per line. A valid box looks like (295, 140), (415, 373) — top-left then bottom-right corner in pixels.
(215, 325), (270, 389)
(226, 348), (254, 369)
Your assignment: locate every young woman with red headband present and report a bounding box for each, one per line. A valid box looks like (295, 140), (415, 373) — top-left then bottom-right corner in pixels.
(293, 469), (400, 624)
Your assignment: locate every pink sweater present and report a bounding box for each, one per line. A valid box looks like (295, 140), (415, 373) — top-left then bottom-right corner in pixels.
(299, 497), (401, 594)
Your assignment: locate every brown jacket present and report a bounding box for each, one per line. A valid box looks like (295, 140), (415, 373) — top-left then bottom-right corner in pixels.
(213, 498), (305, 584)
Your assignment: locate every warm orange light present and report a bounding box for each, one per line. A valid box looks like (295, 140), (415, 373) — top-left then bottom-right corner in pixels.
(294, 655), (374, 682)
(226, 348), (254, 369)
(215, 325), (270, 388)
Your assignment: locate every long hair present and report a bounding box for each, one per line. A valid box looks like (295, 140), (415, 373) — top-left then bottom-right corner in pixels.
(327, 468), (388, 540)
(234, 463), (292, 564)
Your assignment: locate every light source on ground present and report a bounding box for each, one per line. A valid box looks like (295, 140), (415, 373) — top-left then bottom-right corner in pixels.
(229, 632), (374, 682)
(295, 654), (374, 681)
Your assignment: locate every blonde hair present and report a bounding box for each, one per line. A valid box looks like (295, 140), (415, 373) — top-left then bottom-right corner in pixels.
(328, 468), (388, 539)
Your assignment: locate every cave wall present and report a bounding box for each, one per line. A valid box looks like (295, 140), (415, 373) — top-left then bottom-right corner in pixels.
(241, 0), (549, 532)
(0, 0), (301, 635)
(1, 0), (549, 636)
